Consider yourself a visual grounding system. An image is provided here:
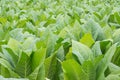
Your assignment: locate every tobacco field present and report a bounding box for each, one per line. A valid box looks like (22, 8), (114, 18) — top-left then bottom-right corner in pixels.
(0, 0), (120, 80)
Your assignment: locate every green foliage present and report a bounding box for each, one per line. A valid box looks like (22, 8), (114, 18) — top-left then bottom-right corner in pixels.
(0, 0), (120, 80)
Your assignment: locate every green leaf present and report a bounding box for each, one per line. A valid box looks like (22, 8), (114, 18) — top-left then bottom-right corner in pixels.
(45, 53), (62, 80)
(80, 33), (95, 47)
(58, 27), (68, 39)
(71, 20), (82, 40)
(103, 26), (112, 39)
(28, 65), (45, 80)
(4, 48), (18, 68)
(7, 38), (21, 56)
(113, 29), (120, 45)
(56, 46), (65, 61)
(62, 59), (87, 80)
(28, 47), (46, 80)
(72, 40), (93, 64)
(0, 58), (19, 78)
(108, 63), (120, 74)
(0, 17), (7, 25)
(0, 65), (11, 78)
(44, 19), (56, 27)
(22, 37), (36, 56)
(14, 52), (32, 78)
(0, 28), (5, 41)
(26, 22), (36, 33)
(112, 46), (120, 66)
(105, 74), (120, 80)
(114, 12), (120, 24)
(97, 43), (117, 80)
(82, 19), (105, 40)
(100, 39), (113, 54)
(66, 47), (72, 60)
(46, 32), (57, 57)
(82, 61), (96, 80)
(16, 19), (27, 28)
(2, 48), (16, 68)
(9, 28), (24, 42)
(31, 47), (46, 71)
(92, 41), (102, 57)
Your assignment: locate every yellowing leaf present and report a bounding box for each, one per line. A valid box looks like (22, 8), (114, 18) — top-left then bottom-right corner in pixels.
(80, 33), (94, 47)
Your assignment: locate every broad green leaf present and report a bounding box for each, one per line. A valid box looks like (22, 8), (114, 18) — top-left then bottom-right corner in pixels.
(26, 22), (36, 34)
(71, 20), (81, 40)
(54, 37), (63, 52)
(0, 17), (7, 25)
(82, 19), (105, 40)
(97, 43), (117, 80)
(82, 61), (96, 80)
(93, 12), (102, 20)
(58, 27), (68, 39)
(92, 41), (102, 57)
(56, 46), (65, 61)
(100, 39), (113, 54)
(93, 55), (103, 68)
(62, 59), (87, 80)
(46, 32), (57, 57)
(66, 47), (72, 60)
(0, 58), (19, 78)
(72, 40), (93, 64)
(114, 12), (120, 24)
(36, 29), (49, 49)
(113, 29), (120, 45)
(22, 37), (36, 56)
(9, 28), (24, 42)
(103, 26), (112, 39)
(112, 46), (120, 66)
(105, 74), (120, 80)
(2, 48), (16, 68)
(0, 65), (10, 78)
(16, 19), (27, 28)
(45, 52), (62, 80)
(7, 38), (21, 56)
(4, 48), (18, 67)
(108, 14), (115, 23)
(28, 65), (45, 80)
(108, 63), (120, 74)
(80, 33), (94, 47)
(31, 47), (46, 71)
(44, 19), (56, 27)
(14, 52), (32, 78)
(28, 47), (46, 80)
